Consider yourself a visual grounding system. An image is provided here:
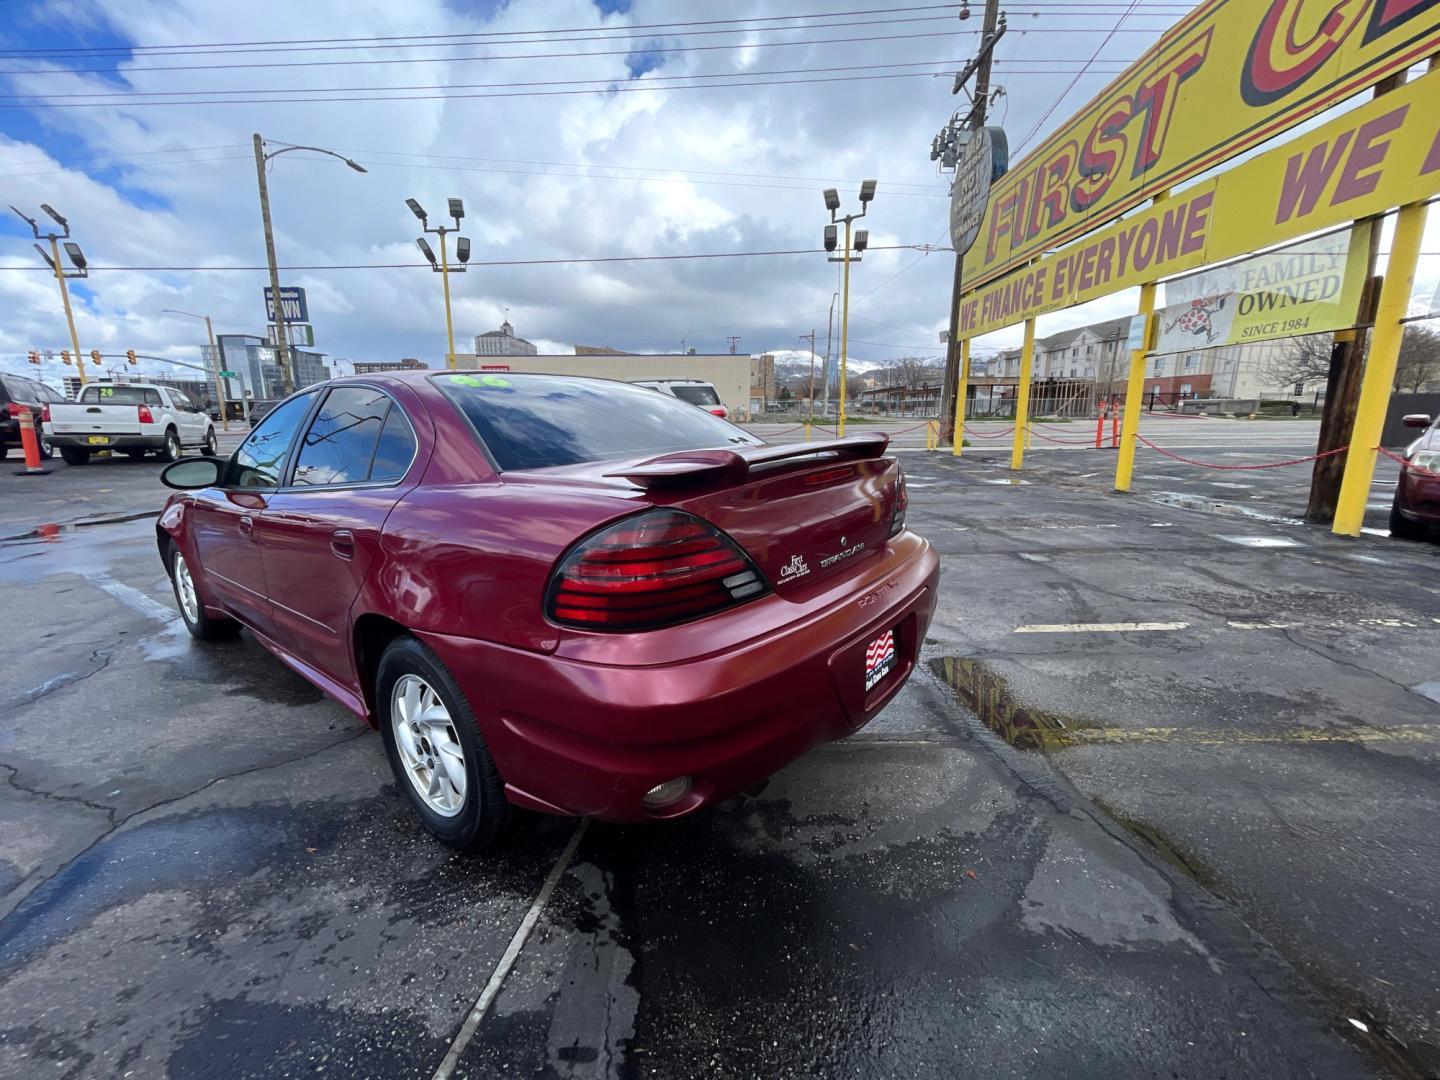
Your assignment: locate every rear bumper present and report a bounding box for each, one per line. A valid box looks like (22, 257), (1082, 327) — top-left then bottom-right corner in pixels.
(419, 534), (940, 822)
(48, 432), (165, 451)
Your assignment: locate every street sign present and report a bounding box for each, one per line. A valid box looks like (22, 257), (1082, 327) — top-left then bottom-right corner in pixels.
(218, 370), (239, 378)
(263, 286), (309, 323)
(1126, 314), (1147, 353)
(265, 322), (314, 347)
(949, 126), (1009, 257)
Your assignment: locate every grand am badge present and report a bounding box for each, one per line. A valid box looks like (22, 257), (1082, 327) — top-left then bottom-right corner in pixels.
(821, 539), (866, 569)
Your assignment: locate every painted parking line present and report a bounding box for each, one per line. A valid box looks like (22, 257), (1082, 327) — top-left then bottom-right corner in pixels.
(1059, 724), (1438, 747)
(1014, 622), (1190, 634)
(83, 571), (176, 624)
(431, 818), (589, 1080)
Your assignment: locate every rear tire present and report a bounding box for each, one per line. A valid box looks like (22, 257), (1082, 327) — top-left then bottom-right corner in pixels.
(160, 427), (182, 463)
(168, 543), (239, 641)
(1389, 498), (1428, 541)
(36, 433), (53, 460)
(59, 446), (90, 466)
(201, 428), (219, 456)
(377, 636), (509, 852)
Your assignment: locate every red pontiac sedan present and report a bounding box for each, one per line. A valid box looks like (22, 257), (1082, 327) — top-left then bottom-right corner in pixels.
(156, 373), (938, 850)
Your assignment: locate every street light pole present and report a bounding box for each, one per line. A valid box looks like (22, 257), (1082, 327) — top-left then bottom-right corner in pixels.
(252, 134), (367, 396)
(822, 182), (876, 439)
(48, 235), (87, 387)
(407, 198), (471, 369)
(12, 204), (90, 386)
(839, 218), (853, 438)
(163, 308), (230, 430)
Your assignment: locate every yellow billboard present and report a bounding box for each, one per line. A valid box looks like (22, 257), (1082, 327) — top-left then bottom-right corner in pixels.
(956, 69), (1440, 340)
(965, 0), (1440, 291)
(1154, 225), (1373, 352)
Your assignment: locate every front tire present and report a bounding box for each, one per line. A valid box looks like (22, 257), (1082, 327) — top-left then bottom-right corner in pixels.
(201, 428), (218, 456)
(59, 446), (90, 466)
(36, 432), (53, 460)
(1390, 497), (1428, 541)
(168, 544), (239, 640)
(160, 427), (182, 463)
(377, 636), (509, 852)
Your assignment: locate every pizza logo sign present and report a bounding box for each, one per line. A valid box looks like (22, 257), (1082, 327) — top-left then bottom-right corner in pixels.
(1165, 293), (1229, 344)
(1243, 0), (1440, 106)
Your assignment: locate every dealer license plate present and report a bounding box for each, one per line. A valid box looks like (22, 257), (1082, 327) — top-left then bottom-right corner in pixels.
(864, 628), (897, 691)
(87, 435), (110, 445)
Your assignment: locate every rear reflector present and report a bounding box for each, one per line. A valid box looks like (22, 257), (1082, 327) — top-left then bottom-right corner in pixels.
(547, 509), (768, 631)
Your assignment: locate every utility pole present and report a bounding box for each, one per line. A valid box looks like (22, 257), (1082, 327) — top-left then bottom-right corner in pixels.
(937, 0), (1005, 440)
(726, 336), (741, 355)
(163, 308), (231, 430)
(252, 135), (367, 395)
(822, 294), (837, 418)
(800, 330), (818, 415)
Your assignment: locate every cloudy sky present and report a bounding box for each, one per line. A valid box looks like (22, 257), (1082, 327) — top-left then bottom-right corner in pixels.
(1, 0), (1434, 385)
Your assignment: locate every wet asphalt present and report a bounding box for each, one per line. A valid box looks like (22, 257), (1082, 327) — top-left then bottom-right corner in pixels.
(0, 439), (1433, 1078)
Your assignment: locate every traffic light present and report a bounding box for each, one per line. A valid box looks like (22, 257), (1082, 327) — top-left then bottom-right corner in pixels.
(90, 349), (101, 364)
(61, 350), (72, 365)
(126, 349), (137, 366)
(27, 350), (40, 365)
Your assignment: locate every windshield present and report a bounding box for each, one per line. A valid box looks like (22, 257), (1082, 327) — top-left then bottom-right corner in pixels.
(668, 384), (721, 407)
(433, 373), (758, 471)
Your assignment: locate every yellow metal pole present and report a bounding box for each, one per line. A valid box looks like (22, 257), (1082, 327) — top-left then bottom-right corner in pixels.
(1009, 318), (1036, 470)
(439, 231), (458, 370)
(838, 218), (853, 438)
(51, 237), (87, 386)
(1114, 281), (1159, 492)
(1333, 199), (1429, 536)
(953, 337), (971, 456)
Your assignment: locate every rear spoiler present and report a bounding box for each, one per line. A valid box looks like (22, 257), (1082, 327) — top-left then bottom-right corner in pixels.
(606, 433), (890, 489)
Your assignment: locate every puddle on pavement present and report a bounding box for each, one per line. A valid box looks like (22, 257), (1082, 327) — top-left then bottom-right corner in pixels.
(929, 656), (1095, 751)
(1089, 796), (1225, 894)
(1148, 491), (1303, 526)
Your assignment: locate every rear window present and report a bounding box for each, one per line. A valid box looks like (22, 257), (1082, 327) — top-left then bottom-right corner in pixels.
(82, 385), (161, 405)
(669, 383), (721, 407)
(434, 373), (758, 471)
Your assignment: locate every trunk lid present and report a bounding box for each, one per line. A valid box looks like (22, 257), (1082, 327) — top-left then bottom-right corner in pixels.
(49, 402), (143, 435)
(505, 436), (904, 593)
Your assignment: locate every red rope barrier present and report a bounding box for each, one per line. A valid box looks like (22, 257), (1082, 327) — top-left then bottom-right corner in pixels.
(1378, 446), (1440, 479)
(1135, 434), (1348, 470)
(962, 425), (1017, 439)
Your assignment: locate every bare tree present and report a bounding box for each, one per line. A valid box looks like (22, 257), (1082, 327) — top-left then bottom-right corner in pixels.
(875, 356), (942, 390)
(1394, 324), (1440, 393)
(1263, 333), (1335, 390)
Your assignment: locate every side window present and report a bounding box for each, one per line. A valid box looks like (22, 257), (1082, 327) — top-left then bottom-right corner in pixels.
(369, 406), (417, 482)
(291, 387), (391, 487)
(227, 390), (318, 488)
(145, 388), (163, 406)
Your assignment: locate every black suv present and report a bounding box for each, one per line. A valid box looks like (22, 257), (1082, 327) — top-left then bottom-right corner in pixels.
(0, 372), (64, 461)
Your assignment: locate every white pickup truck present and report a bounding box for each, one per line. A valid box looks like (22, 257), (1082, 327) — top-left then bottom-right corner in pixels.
(48, 383), (217, 465)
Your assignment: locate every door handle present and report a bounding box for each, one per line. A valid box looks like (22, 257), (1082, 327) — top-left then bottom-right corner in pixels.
(238, 514), (254, 538)
(330, 529), (355, 561)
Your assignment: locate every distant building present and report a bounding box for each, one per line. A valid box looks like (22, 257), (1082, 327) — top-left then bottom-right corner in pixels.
(574, 344), (632, 356)
(749, 353), (776, 414)
(62, 373), (211, 407)
(215, 334), (328, 399)
(474, 320), (537, 357)
(352, 358), (429, 374)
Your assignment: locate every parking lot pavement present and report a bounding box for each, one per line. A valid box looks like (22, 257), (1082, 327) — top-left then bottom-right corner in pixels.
(900, 447), (1440, 1075)
(0, 443), (1421, 1079)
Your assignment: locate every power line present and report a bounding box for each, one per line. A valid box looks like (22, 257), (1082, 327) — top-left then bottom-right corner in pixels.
(0, 27), (965, 77)
(1013, 0), (1141, 153)
(0, 242), (935, 272)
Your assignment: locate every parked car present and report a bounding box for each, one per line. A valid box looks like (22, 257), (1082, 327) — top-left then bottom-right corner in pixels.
(631, 378), (729, 419)
(156, 372), (936, 851)
(0, 372), (63, 461)
(1391, 413), (1440, 541)
(48, 382), (217, 465)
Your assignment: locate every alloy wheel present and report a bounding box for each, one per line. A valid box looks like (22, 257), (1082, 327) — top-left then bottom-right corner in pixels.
(172, 552), (200, 624)
(391, 674), (468, 817)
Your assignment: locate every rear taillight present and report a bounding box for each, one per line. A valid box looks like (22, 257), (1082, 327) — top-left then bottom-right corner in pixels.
(41, 404), (50, 423)
(888, 467), (908, 538)
(548, 510), (767, 631)
(5, 402), (19, 419)
(137, 404), (154, 424)
(709, 407), (727, 418)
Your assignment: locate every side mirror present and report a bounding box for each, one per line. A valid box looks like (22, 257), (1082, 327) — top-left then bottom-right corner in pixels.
(1402, 413), (1432, 429)
(160, 456), (222, 490)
